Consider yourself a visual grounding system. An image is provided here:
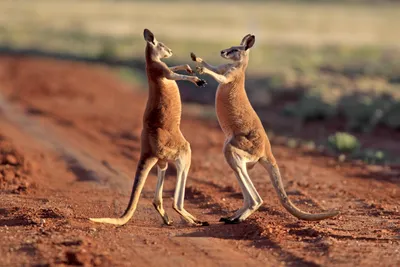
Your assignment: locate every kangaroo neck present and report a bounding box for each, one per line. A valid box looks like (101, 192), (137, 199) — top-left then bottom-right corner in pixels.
(144, 44), (178, 96)
(220, 63), (248, 101)
(145, 44), (159, 63)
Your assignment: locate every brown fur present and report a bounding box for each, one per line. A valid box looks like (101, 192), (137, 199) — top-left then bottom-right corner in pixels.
(191, 34), (339, 223)
(89, 29), (207, 226)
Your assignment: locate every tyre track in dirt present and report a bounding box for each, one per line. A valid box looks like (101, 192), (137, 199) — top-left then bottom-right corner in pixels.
(0, 93), (128, 186)
(0, 56), (399, 266)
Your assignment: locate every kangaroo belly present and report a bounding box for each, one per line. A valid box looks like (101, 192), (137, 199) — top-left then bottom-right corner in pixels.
(148, 127), (188, 161)
(144, 79), (182, 130)
(215, 84), (266, 156)
(215, 85), (258, 135)
(142, 78), (187, 160)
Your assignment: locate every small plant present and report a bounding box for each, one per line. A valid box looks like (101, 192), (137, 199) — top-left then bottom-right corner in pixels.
(338, 154), (346, 162)
(327, 132), (360, 154)
(286, 138), (298, 148)
(301, 140), (316, 151)
(353, 149), (387, 165)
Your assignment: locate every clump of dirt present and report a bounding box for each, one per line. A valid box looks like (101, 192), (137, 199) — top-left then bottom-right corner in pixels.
(65, 249), (112, 267)
(0, 134), (33, 193)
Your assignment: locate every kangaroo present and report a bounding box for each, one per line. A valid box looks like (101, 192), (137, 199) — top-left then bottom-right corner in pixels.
(90, 29), (208, 226)
(191, 34), (339, 223)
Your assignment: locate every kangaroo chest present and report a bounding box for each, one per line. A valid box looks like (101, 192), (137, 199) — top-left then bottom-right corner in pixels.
(144, 77), (182, 130)
(215, 84), (258, 136)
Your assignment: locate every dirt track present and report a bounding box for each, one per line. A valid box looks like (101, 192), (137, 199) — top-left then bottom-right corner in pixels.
(0, 56), (399, 267)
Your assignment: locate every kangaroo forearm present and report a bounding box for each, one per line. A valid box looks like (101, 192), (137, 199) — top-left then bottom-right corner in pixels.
(165, 69), (206, 86)
(201, 61), (231, 75)
(215, 63), (232, 75)
(200, 61), (219, 73)
(204, 69), (229, 84)
(167, 72), (193, 82)
(169, 65), (187, 72)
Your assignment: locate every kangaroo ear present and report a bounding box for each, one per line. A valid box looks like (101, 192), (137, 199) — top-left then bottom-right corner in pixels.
(240, 34), (252, 46)
(143, 29), (156, 45)
(244, 35), (255, 50)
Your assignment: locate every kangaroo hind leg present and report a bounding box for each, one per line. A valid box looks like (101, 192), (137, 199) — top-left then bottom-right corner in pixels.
(221, 147), (263, 224)
(172, 147), (209, 226)
(153, 161), (173, 225)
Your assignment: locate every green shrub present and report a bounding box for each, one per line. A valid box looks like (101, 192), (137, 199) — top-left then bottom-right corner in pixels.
(283, 92), (336, 122)
(339, 95), (394, 132)
(302, 140), (316, 151)
(327, 132), (360, 153)
(353, 149), (387, 164)
(383, 102), (400, 129)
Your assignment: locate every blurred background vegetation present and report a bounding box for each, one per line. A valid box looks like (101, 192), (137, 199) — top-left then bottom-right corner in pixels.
(1, 0), (399, 164)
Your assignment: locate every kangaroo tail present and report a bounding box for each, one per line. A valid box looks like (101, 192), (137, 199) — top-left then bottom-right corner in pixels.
(260, 158), (339, 221)
(89, 156), (158, 225)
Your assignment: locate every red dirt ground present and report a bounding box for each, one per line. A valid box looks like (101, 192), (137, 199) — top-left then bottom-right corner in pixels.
(0, 56), (398, 267)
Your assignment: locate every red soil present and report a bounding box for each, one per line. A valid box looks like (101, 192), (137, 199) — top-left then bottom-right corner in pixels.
(0, 56), (398, 266)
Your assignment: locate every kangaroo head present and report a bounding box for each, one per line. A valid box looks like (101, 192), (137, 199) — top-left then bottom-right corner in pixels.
(143, 29), (173, 59)
(220, 34), (255, 62)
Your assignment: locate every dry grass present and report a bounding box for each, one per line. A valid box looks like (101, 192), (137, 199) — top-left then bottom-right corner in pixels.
(0, 0), (398, 76)
(0, 1), (399, 52)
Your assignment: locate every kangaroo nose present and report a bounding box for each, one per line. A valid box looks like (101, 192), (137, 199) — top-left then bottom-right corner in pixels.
(220, 51), (225, 55)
